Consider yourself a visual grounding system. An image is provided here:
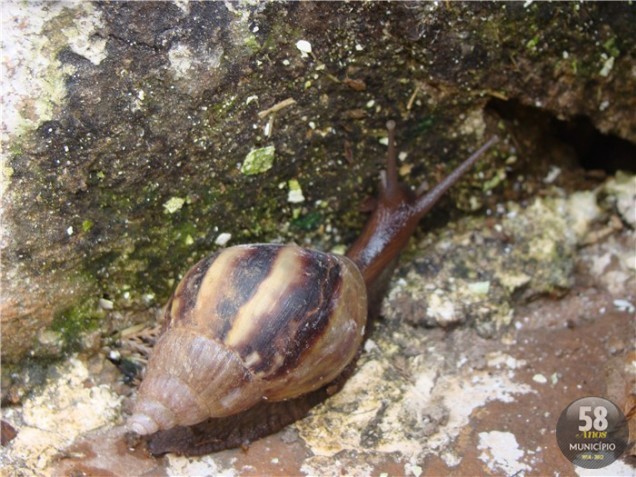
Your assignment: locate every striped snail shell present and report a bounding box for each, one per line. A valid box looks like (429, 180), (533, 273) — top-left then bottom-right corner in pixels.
(128, 243), (367, 436)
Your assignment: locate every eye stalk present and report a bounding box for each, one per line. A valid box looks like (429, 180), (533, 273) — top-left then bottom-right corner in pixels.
(347, 122), (499, 287)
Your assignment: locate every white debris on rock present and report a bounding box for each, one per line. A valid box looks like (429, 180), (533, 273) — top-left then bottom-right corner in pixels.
(295, 332), (535, 468)
(1, 357), (122, 475)
(1, 1), (106, 137)
(215, 232), (233, 246)
(478, 431), (531, 476)
(166, 454), (238, 477)
(295, 39), (312, 57)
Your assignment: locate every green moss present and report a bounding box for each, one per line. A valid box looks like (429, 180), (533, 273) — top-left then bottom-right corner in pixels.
(482, 167), (507, 191)
(525, 35), (539, 51)
(602, 37), (620, 58)
(243, 33), (261, 53)
(8, 141), (24, 157)
(261, 20), (303, 53)
(292, 210), (323, 231)
(208, 94), (239, 120)
(571, 58), (578, 75)
(81, 219), (93, 233)
(413, 116), (436, 135)
(50, 299), (103, 352)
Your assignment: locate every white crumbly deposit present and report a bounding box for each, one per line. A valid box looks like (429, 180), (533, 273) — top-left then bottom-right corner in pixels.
(168, 42), (223, 80)
(1, 357), (122, 475)
(166, 454), (238, 477)
(295, 334), (534, 467)
(1, 1), (106, 138)
(478, 431), (531, 476)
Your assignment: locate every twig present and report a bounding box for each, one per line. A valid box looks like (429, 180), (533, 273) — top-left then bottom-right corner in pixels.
(257, 97), (297, 119)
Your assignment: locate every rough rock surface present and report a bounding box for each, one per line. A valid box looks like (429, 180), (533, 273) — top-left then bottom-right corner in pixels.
(1, 2), (635, 476)
(1, 171), (634, 476)
(2, 1), (635, 364)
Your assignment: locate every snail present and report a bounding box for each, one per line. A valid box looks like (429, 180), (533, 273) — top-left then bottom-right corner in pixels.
(127, 121), (498, 455)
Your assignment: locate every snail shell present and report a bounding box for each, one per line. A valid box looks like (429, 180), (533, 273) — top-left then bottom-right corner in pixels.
(128, 243), (367, 435)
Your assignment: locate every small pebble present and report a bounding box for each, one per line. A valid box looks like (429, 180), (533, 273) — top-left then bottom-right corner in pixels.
(532, 373), (548, 384)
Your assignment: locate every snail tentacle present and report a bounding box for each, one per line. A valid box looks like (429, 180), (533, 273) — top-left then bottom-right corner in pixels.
(412, 135), (499, 218)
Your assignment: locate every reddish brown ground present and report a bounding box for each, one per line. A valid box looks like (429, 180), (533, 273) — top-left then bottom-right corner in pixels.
(52, 286), (634, 476)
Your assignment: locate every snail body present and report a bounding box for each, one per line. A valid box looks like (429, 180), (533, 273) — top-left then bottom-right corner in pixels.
(128, 122), (498, 455)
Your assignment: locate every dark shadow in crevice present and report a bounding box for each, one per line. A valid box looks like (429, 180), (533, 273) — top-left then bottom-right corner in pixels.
(486, 98), (636, 174)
